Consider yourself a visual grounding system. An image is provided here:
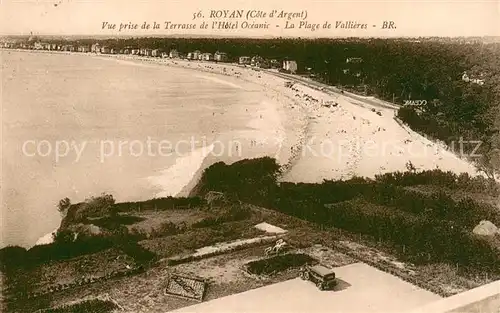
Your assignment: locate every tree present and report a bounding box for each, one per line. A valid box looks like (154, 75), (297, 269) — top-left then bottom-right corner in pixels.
(57, 197), (71, 215)
(52, 229), (76, 244)
(406, 161), (417, 173)
(84, 193), (116, 217)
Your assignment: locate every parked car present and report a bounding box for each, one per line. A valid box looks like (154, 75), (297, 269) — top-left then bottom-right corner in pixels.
(299, 264), (337, 290)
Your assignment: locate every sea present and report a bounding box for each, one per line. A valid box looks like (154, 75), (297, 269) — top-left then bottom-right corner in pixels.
(1, 50), (285, 248)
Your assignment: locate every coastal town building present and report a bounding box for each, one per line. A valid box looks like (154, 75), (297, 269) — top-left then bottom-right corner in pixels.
(124, 47), (136, 54)
(251, 56), (270, 68)
(251, 56), (263, 67)
(201, 52), (214, 61)
(214, 51), (228, 62)
(161, 52), (169, 58)
(152, 49), (162, 57)
(270, 59), (281, 69)
(192, 50), (201, 60)
(62, 45), (75, 52)
(187, 52), (193, 59)
(100, 46), (110, 54)
(34, 42), (50, 50)
(169, 49), (180, 58)
(131, 48), (140, 55)
(91, 43), (101, 53)
(462, 72), (485, 85)
(283, 60), (298, 74)
(139, 48), (153, 56)
(78, 45), (90, 53)
(239, 56), (251, 65)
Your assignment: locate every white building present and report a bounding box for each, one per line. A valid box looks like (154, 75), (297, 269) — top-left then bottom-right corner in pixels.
(462, 72), (485, 86)
(201, 53), (214, 61)
(239, 56), (251, 65)
(346, 57), (363, 64)
(283, 60), (298, 74)
(169, 49), (180, 58)
(214, 51), (228, 62)
(91, 43), (101, 53)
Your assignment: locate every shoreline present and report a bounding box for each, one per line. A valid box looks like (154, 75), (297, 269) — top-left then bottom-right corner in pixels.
(10, 48), (488, 183)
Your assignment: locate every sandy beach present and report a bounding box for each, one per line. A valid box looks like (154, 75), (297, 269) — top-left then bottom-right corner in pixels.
(92, 52), (484, 184)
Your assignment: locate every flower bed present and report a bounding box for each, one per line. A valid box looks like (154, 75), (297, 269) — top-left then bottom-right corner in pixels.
(165, 274), (207, 302)
(245, 253), (317, 276)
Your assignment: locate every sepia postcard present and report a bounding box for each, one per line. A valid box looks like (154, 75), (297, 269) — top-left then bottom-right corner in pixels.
(1, 0), (500, 312)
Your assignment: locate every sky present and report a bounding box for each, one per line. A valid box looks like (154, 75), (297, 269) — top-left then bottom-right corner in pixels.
(0, 0), (499, 38)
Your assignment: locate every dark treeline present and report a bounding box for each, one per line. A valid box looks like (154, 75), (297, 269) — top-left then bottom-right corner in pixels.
(193, 157), (500, 272)
(0, 236), (114, 272)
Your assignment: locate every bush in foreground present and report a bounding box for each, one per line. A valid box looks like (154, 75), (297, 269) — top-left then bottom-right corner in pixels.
(195, 157), (500, 274)
(246, 253), (317, 275)
(43, 299), (117, 313)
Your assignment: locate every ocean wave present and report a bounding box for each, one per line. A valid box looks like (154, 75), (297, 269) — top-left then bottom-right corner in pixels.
(147, 143), (215, 198)
(35, 228), (58, 246)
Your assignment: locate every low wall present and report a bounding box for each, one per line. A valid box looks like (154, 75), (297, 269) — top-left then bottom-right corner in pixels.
(407, 280), (500, 313)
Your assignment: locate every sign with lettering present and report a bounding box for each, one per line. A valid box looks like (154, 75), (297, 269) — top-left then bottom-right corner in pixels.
(404, 100), (427, 106)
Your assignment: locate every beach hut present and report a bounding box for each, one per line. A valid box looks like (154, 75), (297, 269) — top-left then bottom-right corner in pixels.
(214, 51), (228, 62)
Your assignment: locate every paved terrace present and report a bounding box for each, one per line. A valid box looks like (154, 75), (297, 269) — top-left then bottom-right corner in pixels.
(407, 279), (500, 313)
(169, 262), (441, 313)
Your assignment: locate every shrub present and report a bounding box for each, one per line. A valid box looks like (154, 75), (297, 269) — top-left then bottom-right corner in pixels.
(72, 193), (116, 222)
(114, 196), (205, 213)
(192, 205), (252, 228)
(89, 214), (145, 230)
(117, 241), (156, 265)
(150, 222), (182, 238)
(246, 253), (317, 275)
(43, 299), (118, 313)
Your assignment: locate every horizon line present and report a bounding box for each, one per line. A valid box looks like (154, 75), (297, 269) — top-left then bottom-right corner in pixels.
(2, 34), (499, 40)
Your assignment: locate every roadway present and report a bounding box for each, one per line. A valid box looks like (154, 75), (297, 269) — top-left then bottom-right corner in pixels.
(264, 70), (401, 111)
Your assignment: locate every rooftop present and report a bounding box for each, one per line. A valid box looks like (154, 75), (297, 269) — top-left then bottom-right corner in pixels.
(309, 264), (335, 276)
